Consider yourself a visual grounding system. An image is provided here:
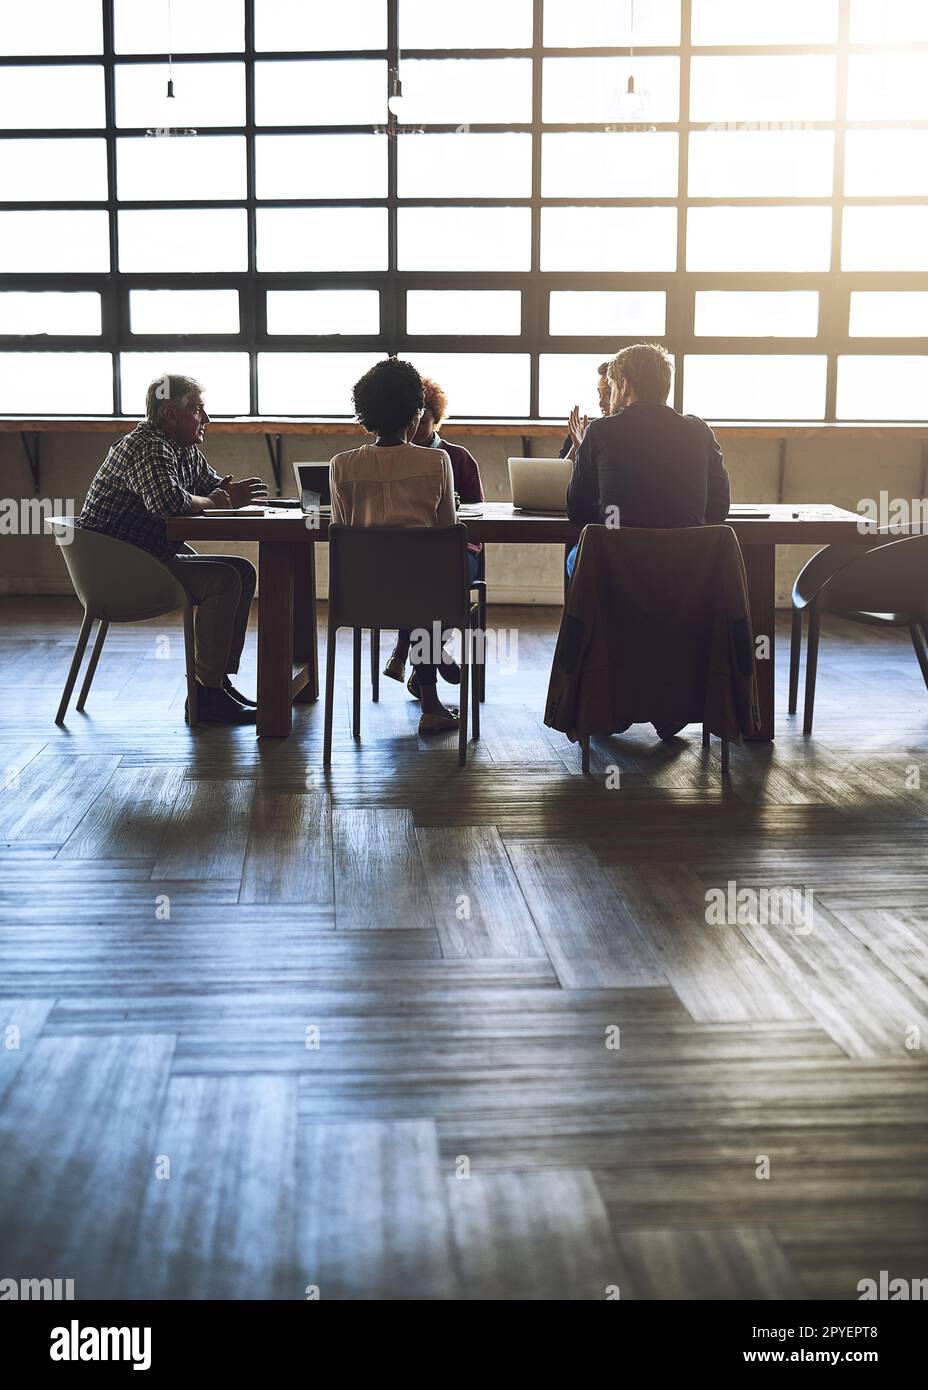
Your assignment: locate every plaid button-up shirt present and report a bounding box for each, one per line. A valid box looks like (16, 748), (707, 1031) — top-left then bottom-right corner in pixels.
(79, 421), (223, 562)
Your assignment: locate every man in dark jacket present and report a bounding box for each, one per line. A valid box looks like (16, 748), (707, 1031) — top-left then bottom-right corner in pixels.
(567, 343), (730, 572)
(565, 342), (732, 739)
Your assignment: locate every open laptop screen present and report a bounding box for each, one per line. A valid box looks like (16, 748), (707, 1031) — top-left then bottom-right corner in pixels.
(292, 462), (332, 510)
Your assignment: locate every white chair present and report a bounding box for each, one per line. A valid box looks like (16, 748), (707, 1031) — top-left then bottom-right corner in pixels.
(45, 518), (197, 726)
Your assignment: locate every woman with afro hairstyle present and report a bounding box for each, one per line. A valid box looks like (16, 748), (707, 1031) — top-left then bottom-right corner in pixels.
(329, 357), (462, 734)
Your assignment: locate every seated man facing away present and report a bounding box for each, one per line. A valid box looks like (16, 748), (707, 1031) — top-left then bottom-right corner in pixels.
(329, 357), (462, 735)
(78, 374), (268, 725)
(566, 341), (731, 739)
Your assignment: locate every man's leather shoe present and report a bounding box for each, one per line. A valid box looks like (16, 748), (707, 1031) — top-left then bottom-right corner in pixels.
(186, 683), (257, 725)
(223, 676), (257, 708)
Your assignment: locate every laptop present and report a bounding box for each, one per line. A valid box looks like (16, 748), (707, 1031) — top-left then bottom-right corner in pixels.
(292, 461), (332, 515)
(508, 457), (573, 513)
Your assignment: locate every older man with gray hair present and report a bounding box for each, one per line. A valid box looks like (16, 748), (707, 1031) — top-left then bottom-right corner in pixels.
(79, 374), (267, 724)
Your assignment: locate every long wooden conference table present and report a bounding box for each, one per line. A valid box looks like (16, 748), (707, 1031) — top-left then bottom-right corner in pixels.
(167, 501), (872, 741)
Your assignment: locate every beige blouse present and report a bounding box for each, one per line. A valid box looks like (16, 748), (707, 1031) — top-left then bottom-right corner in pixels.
(329, 442), (456, 530)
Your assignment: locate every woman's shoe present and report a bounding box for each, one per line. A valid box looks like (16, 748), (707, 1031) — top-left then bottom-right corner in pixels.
(407, 671), (422, 700)
(418, 707), (460, 735)
(383, 655), (406, 682)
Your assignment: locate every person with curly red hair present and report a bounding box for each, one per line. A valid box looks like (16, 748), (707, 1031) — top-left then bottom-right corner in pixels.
(411, 377), (486, 568)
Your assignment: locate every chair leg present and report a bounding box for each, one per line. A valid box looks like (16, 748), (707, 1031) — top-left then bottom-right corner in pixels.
(76, 618), (109, 711)
(352, 627), (362, 739)
(803, 606), (821, 735)
(788, 605), (802, 714)
(322, 624), (337, 765)
(478, 585), (487, 703)
(371, 628), (380, 702)
(721, 737), (730, 776)
(908, 622), (928, 693)
(702, 724), (710, 748)
(470, 619), (480, 742)
(580, 734), (590, 775)
(458, 626), (470, 767)
(182, 598), (198, 727)
(55, 610), (95, 725)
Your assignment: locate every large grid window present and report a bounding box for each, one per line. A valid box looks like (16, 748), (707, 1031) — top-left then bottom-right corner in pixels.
(1, 0), (925, 421)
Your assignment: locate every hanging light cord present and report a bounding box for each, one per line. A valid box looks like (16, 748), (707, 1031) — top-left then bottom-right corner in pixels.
(166, 0), (175, 98)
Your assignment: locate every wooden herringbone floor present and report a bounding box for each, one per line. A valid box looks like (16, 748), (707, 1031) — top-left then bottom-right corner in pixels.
(0, 598), (926, 1300)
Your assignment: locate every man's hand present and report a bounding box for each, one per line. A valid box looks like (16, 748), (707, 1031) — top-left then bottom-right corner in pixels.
(569, 404), (590, 451)
(205, 479), (232, 509)
(226, 476), (270, 508)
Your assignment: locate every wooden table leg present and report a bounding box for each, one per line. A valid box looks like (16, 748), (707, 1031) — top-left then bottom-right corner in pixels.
(292, 540), (318, 703)
(743, 543), (776, 741)
(257, 541), (295, 737)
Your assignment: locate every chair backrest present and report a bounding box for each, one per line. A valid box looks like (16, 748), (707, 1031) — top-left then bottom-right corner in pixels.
(794, 529), (905, 606)
(563, 522), (758, 735)
(819, 532), (928, 619)
(327, 524), (470, 631)
(45, 518), (187, 622)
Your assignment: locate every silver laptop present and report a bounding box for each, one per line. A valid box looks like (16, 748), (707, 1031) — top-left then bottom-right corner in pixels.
(508, 457), (572, 513)
(292, 461), (332, 514)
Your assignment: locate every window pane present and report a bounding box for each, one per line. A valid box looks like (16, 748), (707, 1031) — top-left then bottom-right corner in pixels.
(688, 131), (833, 198)
(694, 292), (819, 338)
(687, 208), (832, 272)
(255, 60), (386, 125)
(398, 133), (532, 198)
(115, 62), (245, 128)
(398, 60), (532, 125)
(401, 0), (533, 47)
(847, 56), (928, 120)
(406, 354), (530, 416)
(406, 291), (522, 336)
(542, 208), (677, 272)
(0, 138), (108, 201)
(0, 353), (112, 413)
(683, 356), (827, 420)
(256, 134), (387, 199)
(849, 293), (928, 338)
(121, 352), (250, 416)
(543, 58), (679, 124)
(117, 136), (247, 200)
(549, 291), (666, 337)
(257, 209), (388, 271)
(844, 131), (928, 196)
(114, 0), (244, 52)
(842, 208), (928, 272)
(690, 57), (836, 122)
(0, 66), (104, 129)
(545, 0), (681, 45)
(850, 0), (928, 41)
(118, 210), (248, 272)
(0, 211), (109, 272)
(691, 0), (837, 42)
(129, 291), (241, 335)
(398, 209), (530, 271)
(266, 291), (380, 336)
(0, 292), (102, 336)
(539, 353), (627, 419)
(837, 357), (928, 421)
(543, 133), (678, 197)
(258, 352), (384, 414)
(255, 0), (387, 50)
(0, 0), (102, 54)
